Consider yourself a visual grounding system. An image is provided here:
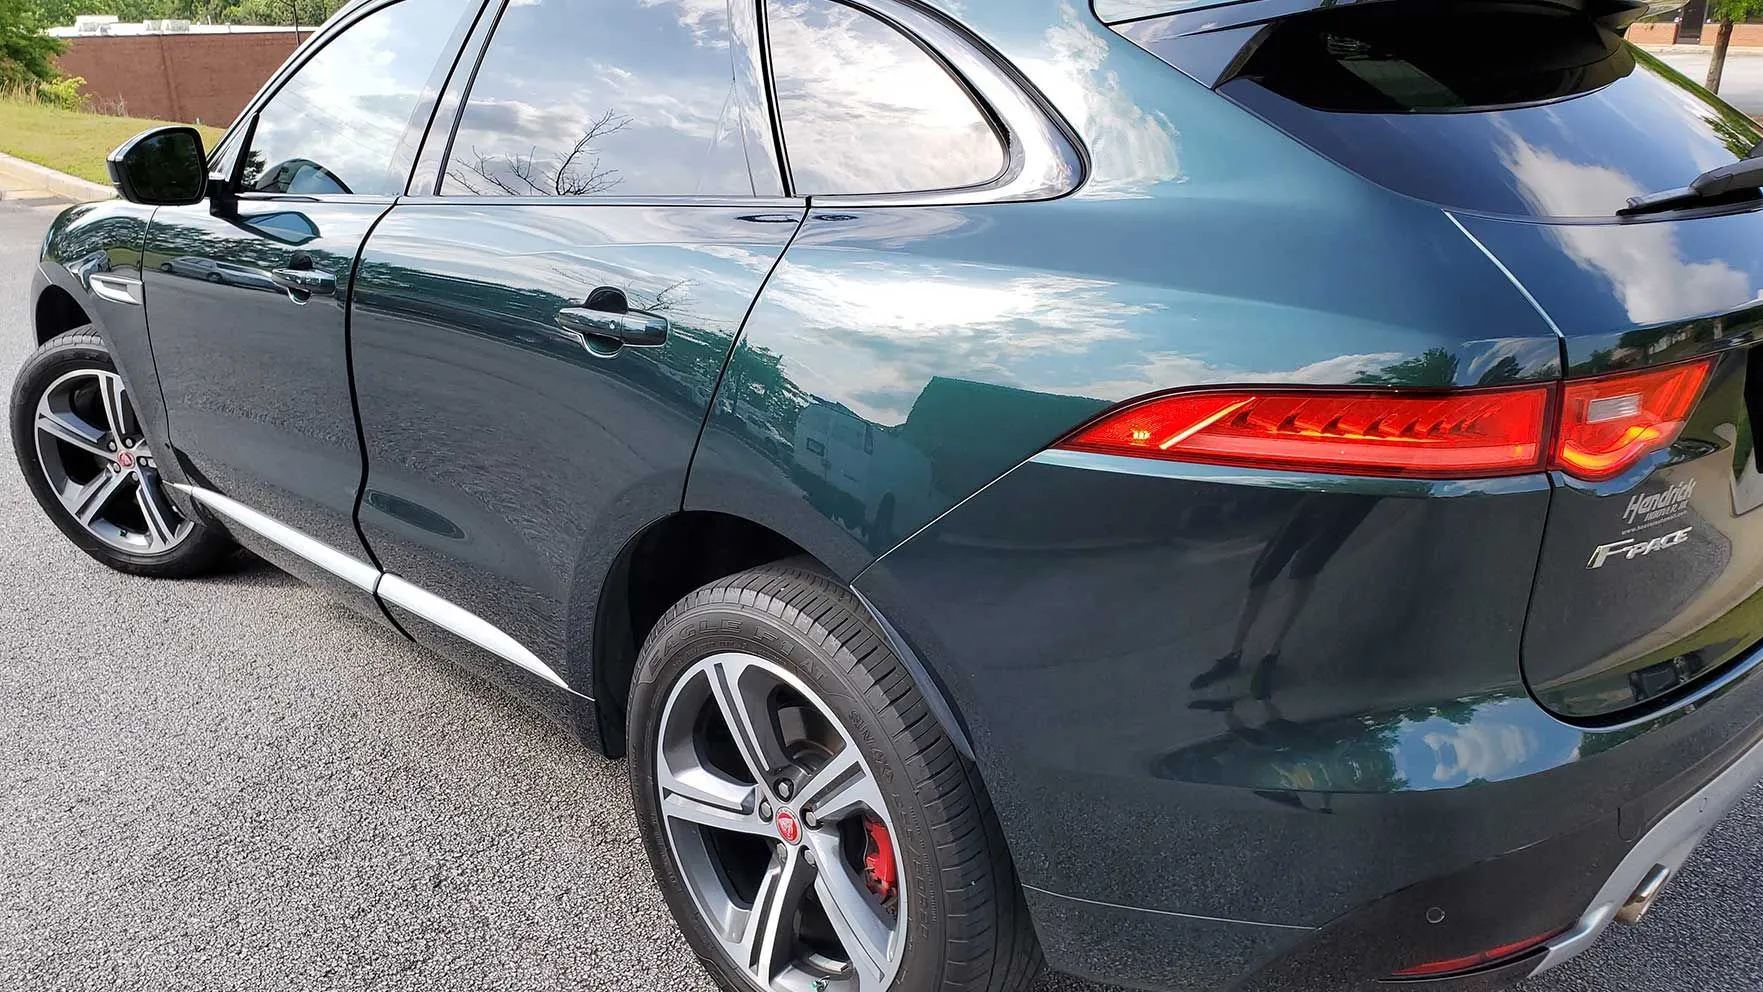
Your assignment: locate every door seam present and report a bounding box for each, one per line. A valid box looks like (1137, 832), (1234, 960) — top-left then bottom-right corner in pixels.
(342, 201), (415, 639)
(678, 201), (813, 508)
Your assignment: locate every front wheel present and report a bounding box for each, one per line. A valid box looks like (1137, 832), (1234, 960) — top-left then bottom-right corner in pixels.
(629, 560), (1041, 992)
(9, 328), (234, 577)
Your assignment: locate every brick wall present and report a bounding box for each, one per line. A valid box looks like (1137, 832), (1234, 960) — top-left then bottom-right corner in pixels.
(1628, 21), (1763, 46)
(55, 31), (315, 127)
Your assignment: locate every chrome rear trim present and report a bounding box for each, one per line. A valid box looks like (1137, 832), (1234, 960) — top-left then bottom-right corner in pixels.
(377, 574), (569, 689)
(172, 483), (377, 590)
(1530, 730), (1763, 975)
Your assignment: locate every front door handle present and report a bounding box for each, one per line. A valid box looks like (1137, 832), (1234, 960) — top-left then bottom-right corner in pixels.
(270, 267), (336, 296)
(555, 306), (670, 353)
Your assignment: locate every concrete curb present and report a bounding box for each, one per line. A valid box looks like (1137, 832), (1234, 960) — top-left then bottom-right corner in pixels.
(0, 152), (115, 203)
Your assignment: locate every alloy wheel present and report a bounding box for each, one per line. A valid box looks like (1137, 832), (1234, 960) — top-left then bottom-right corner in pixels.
(32, 369), (192, 554)
(656, 652), (908, 992)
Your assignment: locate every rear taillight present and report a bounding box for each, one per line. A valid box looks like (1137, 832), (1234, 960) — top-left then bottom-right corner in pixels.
(1056, 358), (1713, 482)
(1056, 384), (1552, 479)
(1551, 359), (1712, 482)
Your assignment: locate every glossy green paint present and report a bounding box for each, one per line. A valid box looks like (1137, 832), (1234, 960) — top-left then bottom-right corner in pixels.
(689, 5), (1560, 573)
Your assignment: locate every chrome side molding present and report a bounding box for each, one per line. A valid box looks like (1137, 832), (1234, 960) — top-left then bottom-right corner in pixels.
(175, 484), (378, 590)
(174, 484), (570, 691)
(377, 574), (568, 688)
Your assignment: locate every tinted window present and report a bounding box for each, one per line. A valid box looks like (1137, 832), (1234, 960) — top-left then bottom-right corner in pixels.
(766, 0), (1004, 195)
(442, 0), (762, 197)
(241, 0), (468, 196)
(1216, 3), (1763, 218)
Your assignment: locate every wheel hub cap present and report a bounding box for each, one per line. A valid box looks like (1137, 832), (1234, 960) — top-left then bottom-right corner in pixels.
(775, 808), (801, 845)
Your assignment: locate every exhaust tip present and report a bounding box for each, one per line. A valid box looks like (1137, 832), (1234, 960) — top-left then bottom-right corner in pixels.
(1616, 864), (1672, 925)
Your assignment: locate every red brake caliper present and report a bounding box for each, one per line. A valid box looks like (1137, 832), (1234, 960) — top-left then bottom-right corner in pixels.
(862, 816), (898, 903)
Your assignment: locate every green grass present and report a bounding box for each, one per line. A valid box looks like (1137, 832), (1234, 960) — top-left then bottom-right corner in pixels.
(0, 100), (226, 185)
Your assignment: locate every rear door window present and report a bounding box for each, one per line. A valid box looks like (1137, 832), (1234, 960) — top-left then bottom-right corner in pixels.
(1212, 2), (1762, 219)
(441, 0), (769, 197)
(763, 0), (1005, 195)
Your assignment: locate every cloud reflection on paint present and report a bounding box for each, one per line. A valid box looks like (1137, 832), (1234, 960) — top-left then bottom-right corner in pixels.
(1497, 125), (1755, 326)
(1017, 1), (1183, 200)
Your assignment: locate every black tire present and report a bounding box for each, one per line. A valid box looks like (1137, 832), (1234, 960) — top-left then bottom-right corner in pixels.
(10, 327), (235, 577)
(629, 559), (1042, 992)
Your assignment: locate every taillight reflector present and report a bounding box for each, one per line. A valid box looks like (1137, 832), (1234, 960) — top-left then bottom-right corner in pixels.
(1057, 358), (1715, 482)
(1057, 385), (1552, 479)
(1550, 359), (1712, 482)
(1389, 927), (1566, 979)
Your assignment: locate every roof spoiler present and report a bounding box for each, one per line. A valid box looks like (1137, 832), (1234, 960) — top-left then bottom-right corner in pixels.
(1099, 0), (1674, 88)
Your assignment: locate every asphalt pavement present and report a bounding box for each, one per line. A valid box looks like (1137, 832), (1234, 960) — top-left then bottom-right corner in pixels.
(1, 192), (1760, 991)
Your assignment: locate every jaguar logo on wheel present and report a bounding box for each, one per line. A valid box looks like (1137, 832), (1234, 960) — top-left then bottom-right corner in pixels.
(775, 809), (801, 845)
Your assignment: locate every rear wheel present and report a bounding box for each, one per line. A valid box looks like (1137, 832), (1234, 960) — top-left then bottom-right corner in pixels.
(628, 560), (1040, 992)
(10, 328), (234, 576)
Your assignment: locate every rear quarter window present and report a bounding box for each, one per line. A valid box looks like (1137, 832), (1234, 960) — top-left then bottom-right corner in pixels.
(764, 0), (1006, 195)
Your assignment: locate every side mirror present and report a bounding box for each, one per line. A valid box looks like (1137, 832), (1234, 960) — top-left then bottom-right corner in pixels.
(107, 126), (207, 206)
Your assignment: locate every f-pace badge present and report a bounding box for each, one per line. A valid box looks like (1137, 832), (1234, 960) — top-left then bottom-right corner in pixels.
(1587, 527), (1693, 569)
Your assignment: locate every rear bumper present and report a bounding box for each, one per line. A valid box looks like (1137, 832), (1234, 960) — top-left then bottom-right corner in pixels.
(857, 451), (1763, 991)
(1530, 724), (1763, 977)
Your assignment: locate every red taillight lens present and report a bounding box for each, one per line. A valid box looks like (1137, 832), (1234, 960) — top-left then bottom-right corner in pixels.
(1389, 927), (1567, 979)
(1057, 384), (1552, 479)
(1550, 359), (1713, 482)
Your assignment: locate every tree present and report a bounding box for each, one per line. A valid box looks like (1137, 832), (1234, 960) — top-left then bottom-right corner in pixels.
(0, 0), (64, 88)
(1705, 0), (1763, 94)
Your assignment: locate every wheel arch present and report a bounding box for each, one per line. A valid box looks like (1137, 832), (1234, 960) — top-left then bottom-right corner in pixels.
(584, 508), (977, 765)
(35, 282), (90, 345)
(588, 510), (806, 757)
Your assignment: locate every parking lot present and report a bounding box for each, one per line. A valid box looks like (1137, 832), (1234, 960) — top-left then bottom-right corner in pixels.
(0, 191), (1759, 991)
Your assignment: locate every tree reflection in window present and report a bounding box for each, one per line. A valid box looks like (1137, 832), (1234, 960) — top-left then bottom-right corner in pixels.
(447, 110), (631, 197)
(440, 0), (758, 198)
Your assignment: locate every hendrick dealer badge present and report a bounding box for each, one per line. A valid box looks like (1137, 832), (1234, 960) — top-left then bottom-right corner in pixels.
(1587, 479), (1696, 569)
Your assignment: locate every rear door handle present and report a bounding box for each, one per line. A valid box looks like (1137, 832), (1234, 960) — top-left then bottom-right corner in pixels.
(270, 267), (336, 296)
(555, 306), (670, 353)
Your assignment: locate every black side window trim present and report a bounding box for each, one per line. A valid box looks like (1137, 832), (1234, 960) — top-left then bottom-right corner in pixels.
(411, 0), (1082, 206)
(427, 0), (787, 202)
(207, 0), (486, 198)
(408, 0), (505, 196)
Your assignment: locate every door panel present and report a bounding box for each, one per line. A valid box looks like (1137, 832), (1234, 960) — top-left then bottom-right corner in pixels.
(139, 0), (480, 592)
(349, 202), (804, 689)
(145, 200), (389, 564)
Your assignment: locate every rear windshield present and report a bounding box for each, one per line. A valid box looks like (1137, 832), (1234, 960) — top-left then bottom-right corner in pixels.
(1218, 2), (1763, 219)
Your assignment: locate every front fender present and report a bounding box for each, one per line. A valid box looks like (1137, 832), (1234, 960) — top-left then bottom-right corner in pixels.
(33, 200), (170, 454)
